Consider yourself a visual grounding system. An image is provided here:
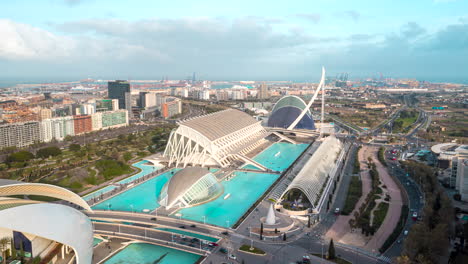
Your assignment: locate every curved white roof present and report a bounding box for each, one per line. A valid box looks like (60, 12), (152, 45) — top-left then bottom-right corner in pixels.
(0, 180), (92, 211)
(281, 136), (342, 208)
(165, 167), (211, 206)
(0, 203), (93, 264)
(180, 109), (259, 141)
(431, 143), (458, 154)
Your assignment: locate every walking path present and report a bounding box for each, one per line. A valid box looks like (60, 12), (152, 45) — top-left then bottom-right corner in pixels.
(364, 147), (403, 251)
(325, 145), (372, 246)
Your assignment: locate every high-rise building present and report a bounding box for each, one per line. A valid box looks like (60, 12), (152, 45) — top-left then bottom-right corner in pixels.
(197, 90), (210, 100)
(257, 83), (269, 99)
(139, 92), (157, 109)
(38, 108), (52, 120)
(452, 146), (468, 201)
(80, 103), (96, 115)
(94, 99), (119, 112)
(0, 121), (41, 148)
(162, 98), (182, 119)
(108, 80), (131, 111)
(73, 115), (93, 135)
(91, 112), (103, 131)
(40, 116), (75, 142)
(101, 110), (129, 129)
(216, 91), (229, 101)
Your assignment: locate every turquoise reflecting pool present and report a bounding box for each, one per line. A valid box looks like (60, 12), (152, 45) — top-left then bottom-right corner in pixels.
(155, 228), (219, 242)
(104, 243), (201, 264)
(244, 142), (308, 172)
(92, 143), (307, 227)
(92, 169), (180, 212)
(83, 160), (162, 201)
(178, 171), (279, 227)
(93, 237), (103, 247)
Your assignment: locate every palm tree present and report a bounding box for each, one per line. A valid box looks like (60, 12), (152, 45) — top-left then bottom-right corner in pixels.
(0, 237), (11, 264)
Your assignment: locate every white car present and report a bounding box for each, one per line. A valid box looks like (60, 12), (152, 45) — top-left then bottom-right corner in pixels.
(228, 254), (237, 260)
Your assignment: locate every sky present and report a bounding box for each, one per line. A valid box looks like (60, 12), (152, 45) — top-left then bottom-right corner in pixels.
(0, 0), (467, 82)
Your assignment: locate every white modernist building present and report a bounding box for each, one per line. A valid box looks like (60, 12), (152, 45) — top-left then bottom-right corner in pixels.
(280, 136), (343, 211)
(0, 180), (93, 264)
(163, 109), (271, 169)
(159, 167), (223, 209)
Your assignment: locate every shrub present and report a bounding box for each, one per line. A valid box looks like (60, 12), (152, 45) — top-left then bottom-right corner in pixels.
(7, 151), (34, 162)
(342, 176), (362, 215)
(69, 144), (81, 152)
(36, 146), (62, 159)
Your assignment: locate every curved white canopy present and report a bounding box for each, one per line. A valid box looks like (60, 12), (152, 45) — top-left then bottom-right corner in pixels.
(0, 180), (92, 211)
(281, 136), (342, 208)
(0, 203), (93, 264)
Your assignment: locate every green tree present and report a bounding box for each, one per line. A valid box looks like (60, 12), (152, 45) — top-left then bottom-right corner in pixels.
(260, 223), (263, 240)
(69, 144), (81, 152)
(10, 238), (16, 259)
(123, 152), (132, 162)
(36, 147), (62, 159)
(328, 239), (336, 260)
(0, 237), (10, 264)
(6, 151), (34, 162)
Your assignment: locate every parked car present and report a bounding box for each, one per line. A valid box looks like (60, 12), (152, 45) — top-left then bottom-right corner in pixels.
(404, 230), (409, 236)
(334, 208), (340, 215)
(209, 242), (219, 247)
(220, 248), (228, 254)
(228, 254), (237, 260)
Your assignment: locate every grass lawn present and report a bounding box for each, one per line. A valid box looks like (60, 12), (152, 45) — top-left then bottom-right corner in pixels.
(342, 176), (362, 215)
(239, 245), (266, 255)
(372, 202), (389, 230)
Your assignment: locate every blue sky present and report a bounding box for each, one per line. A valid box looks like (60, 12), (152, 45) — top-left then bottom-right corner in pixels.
(0, 0), (467, 81)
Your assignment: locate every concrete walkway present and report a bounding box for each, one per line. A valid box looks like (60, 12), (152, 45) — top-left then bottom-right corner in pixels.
(325, 145), (372, 247)
(364, 147), (403, 251)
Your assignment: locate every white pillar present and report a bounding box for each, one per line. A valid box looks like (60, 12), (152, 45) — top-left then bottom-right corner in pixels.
(321, 79), (325, 136)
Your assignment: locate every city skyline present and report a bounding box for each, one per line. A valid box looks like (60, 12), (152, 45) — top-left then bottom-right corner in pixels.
(1, 0), (467, 81)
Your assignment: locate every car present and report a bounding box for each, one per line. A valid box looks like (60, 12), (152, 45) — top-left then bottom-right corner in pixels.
(392, 157), (397, 161)
(334, 208), (340, 215)
(190, 224), (197, 228)
(150, 217), (157, 221)
(228, 254), (237, 260)
(412, 212), (418, 220)
(404, 230), (409, 236)
(180, 235), (186, 238)
(209, 242), (219, 247)
(179, 225), (186, 229)
(220, 248), (228, 254)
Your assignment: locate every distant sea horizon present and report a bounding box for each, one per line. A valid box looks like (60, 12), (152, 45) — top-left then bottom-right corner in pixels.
(1, 77), (467, 89)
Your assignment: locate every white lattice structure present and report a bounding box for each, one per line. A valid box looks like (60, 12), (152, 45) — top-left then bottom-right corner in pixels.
(281, 136), (342, 209)
(164, 109), (270, 169)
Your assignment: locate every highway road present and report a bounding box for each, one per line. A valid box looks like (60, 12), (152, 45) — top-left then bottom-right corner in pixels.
(379, 147), (424, 258)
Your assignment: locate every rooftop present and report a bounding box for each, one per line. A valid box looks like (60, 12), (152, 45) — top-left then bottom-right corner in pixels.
(180, 109), (258, 141)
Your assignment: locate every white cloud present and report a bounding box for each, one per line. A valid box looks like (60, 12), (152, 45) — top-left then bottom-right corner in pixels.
(0, 17), (467, 80)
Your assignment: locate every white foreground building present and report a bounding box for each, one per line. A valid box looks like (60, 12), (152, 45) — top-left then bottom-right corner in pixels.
(164, 109), (270, 169)
(0, 180), (93, 264)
